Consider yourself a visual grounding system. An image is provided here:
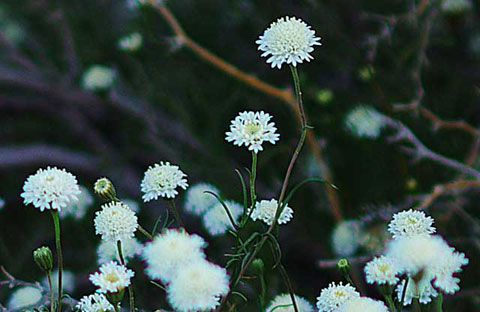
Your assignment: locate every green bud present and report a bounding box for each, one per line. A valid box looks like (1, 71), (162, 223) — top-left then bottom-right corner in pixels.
(337, 258), (350, 277)
(251, 258), (265, 275)
(94, 177), (117, 201)
(33, 246), (53, 273)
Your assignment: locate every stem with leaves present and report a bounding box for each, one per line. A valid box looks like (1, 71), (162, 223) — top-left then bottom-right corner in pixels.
(51, 211), (63, 312)
(117, 241), (135, 312)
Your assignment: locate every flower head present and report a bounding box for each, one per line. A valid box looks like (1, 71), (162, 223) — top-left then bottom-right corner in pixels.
(203, 200), (243, 236)
(184, 183), (220, 215)
(142, 229), (207, 283)
(141, 162), (188, 201)
(59, 186), (93, 220)
(388, 209), (435, 239)
(316, 282), (360, 312)
(336, 297), (388, 312)
(94, 178), (116, 201)
(89, 261), (134, 293)
(331, 220), (363, 257)
(76, 293), (114, 312)
(364, 256), (400, 286)
(82, 65), (115, 91)
(250, 199), (293, 225)
(94, 202), (138, 242)
(256, 16), (321, 69)
(97, 237), (143, 264)
(7, 286), (43, 310)
(431, 249), (469, 294)
(118, 32), (143, 52)
(21, 166), (81, 211)
(167, 260), (230, 312)
(266, 294), (315, 312)
(345, 105), (386, 139)
(225, 111), (280, 153)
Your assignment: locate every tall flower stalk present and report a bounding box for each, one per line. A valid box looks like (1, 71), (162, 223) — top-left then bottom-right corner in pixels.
(51, 211), (63, 312)
(117, 241), (135, 312)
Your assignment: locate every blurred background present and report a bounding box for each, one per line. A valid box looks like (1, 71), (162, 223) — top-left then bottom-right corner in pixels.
(0, 0), (479, 310)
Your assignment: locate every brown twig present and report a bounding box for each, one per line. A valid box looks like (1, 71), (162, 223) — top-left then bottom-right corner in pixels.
(413, 180), (480, 210)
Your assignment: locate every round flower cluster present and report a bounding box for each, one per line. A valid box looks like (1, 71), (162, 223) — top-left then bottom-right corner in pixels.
(184, 183), (220, 215)
(344, 105), (386, 139)
(388, 209), (435, 239)
(256, 16), (321, 69)
(266, 294), (315, 312)
(59, 186), (93, 220)
(364, 255), (399, 286)
(97, 237), (143, 264)
(203, 200), (243, 236)
(82, 65), (115, 91)
(94, 201), (138, 242)
(141, 162), (188, 201)
(250, 199), (293, 225)
(331, 220), (363, 257)
(89, 261), (134, 294)
(316, 282), (359, 312)
(21, 166), (81, 211)
(76, 293), (114, 312)
(225, 111), (280, 154)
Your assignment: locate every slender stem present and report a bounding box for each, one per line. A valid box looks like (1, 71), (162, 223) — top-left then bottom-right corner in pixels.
(434, 292), (443, 312)
(47, 271), (55, 312)
(250, 152), (258, 209)
(51, 211), (63, 312)
(278, 264), (299, 312)
(117, 241), (135, 312)
(168, 199), (184, 228)
(383, 294), (396, 312)
(137, 225), (154, 240)
(412, 298), (421, 312)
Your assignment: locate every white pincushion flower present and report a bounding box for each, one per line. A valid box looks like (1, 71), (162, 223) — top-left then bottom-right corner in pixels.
(388, 209), (435, 239)
(142, 229), (207, 283)
(203, 200), (243, 236)
(316, 282), (360, 312)
(89, 261), (134, 293)
(396, 278), (438, 305)
(76, 293), (114, 312)
(141, 162), (188, 201)
(94, 202), (138, 242)
(266, 294), (315, 312)
(184, 183), (220, 215)
(345, 105), (386, 139)
(256, 16), (321, 69)
(336, 297), (388, 312)
(82, 65), (115, 91)
(225, 111), (280, 153)
(331, 220), (363, 257)
(118, 32), (143, 52)
(97, 237), (143, 264)
(21, 166), (81, 211)
(7, 286), (43, 310)
(59, 186), (93, 219)
(364, 256), (400, 285)
(167, 260), (230, 312)
(42, 270), (75, 297)
(250, 199), (293, 225)
(431, 249), (469, 294)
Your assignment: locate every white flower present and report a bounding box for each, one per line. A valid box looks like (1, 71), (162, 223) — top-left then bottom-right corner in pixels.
(118, 32), (143, 52)
(364, 256), (400, 285)
(266, 294), (315, 312)
(184, 183), (220, 216)
(331, 220), (363, 257)
(256, 16), (321, 69)
(82, 65), (115, 91)
(76, 293), (114, 312)
(431, 249), (469, 294)
(441, 0), (472, 14)
(94, 202), (138, 242)
(336, 297), (388, 312)
(167, 260), (230, 312)
(21, 166), (81, 211)
(345, 105), (386, 139)
(7, 286), (43, 310)
(250, 199), (293, 225)
(396, 278), (438, 306)
(89, 261), (134, 293)
(316, 282), (360, 312)
(388, 209), (435, 239)
(225, 111), (280, 153)
(142, 229), (207, 283)
(42, 270), (75, 297)
(203, 200), (243, 236)
(97, 237), (143, 264)
(141, 161), (188, 201)
(59, 186), (93, 219)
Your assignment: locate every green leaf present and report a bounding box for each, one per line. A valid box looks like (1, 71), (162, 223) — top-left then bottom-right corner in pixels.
(281, 178), (337, 213)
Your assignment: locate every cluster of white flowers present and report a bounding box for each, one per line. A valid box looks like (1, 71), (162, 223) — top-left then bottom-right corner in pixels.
(82, 65), (116, 91)
(266, 294), (315, 312)
(441, 0), (472, 14)
(97, 237), (143, 264)
(21, 166), (81, 211)
(76, 293), (114, 312)
(203, 200), (243, 236)
(118, 32), (143, 52)
(184, 183), (220, 215)
(387, 209), (435, 238)
(249, 199), (293, 225)
(141, 162), (188, 201)
(59, 186), (93, 220)
(331, 220), (363, 257)
(316, 282), (359, 312)
(89, 261), (134, 294)
(94, 201), (138, 242)
(7, 286), (43, 310)
(344, 105), (386, 139)
(225, 111), (280, 153)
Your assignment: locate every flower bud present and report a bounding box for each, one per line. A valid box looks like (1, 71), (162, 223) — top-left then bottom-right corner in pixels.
(33, 246), (53, 273)
(337, 258), (351, 277)
(94, 178), (117, 201)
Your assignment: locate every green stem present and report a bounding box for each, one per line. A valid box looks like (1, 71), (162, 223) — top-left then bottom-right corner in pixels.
(117, 241), (135, 312)
(138, 225), (154, 240)
(383, 294), (396, 312)
(168, 199), (184, 228)
(278, 264), (299, 312)
(434, 292), (443, 312)
(47, 271), (55, 312)
(412, 298), (421, 312)
(51, 211), (63, 312)
(250, 152), (257, 209)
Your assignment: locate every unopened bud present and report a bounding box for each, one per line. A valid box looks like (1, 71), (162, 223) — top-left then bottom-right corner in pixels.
(33, 246), (53, 273)
(337, 258), (351, 277)
(94, 177), (117, 201)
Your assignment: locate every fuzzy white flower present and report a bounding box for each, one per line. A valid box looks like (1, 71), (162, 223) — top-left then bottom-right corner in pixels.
(345, 105), (386, 139)
(331, 220), (363, 257)
(89, 261), (134, 293)
(250, 199), (293, 225)
(42, 270), (75, 297)
(337, 297), (388, 312)
(184, 183), (220, 215)
(388, 209), (435, 239)
(76, 293), (114, 312)
(7, 286), (43, 310)
(441, 0), (472, 14)
(82, 65), (115, 91)
(203, 200), (243, 236)
(167, 260), (230, 312)
(396, 278), (438, 306)
(94, 202), (138, 242)
(141, 162), (188, 201)
(21, 166), (81, 211)
(364, 256), (400, 285)
(316, 282), (360, 312)
(225, 111), (280, 153)
(266, 294), (315, 312)
(59, 186), (93, 219)
(256, 16), (321, 69)
(142, 229), (207, 283)
(431, 249), (469, 294)
(97, 237), (143, 264)
(118, 32), (143, 52)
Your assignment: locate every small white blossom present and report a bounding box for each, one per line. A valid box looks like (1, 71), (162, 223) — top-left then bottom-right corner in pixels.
(118, 32), (143, 52)
(331, 220), (363, 257)
(94, 202), (138, 242)
(388, 209), (436, 239)
(141, 162), (188, 201)
(167, 260), (230, 312)
(250, 199), (293, 225)
(316, 282), (360, 312)
(184, 183), (220, 215)
(431, 249), (469, 294)
(42, 270), (75, 297)
(21, 166), (81, 211)
(203, 200), (243, 236)
(337, 297), (388, 312)
(82, 65), (115, 91)
(97, 237), (143, 264)
(225, 111), (280, 153)
(76, 293), (114, 312)
(89, 261), (134, 293)
(396, 278), (438, 306)
(256, 16), (321, 69)
(364, 256), (400, 285)
(7, 286), (43, 310)
(59, 186), (93, 219)
(345, 105), (386, 139)
(266, 294), (315, 312)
